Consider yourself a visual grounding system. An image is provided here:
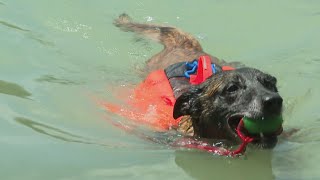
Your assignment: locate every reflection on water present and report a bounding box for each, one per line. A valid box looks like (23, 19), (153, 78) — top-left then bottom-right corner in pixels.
(14, 117), (126, 148)
(0, 80), (31, 99)
(175, 150), (274, 180)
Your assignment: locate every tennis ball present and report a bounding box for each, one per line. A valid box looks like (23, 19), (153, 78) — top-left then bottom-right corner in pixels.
(242, 116), (283, 134)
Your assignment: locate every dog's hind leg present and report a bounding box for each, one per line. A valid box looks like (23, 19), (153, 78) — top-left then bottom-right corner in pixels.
(114, 13), (209, 72)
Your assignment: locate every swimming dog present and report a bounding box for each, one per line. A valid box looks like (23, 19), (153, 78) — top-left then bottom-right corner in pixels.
(112, 13), (283, 149)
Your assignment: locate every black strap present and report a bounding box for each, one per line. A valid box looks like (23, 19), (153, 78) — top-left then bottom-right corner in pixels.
(164, 62), (187, 79)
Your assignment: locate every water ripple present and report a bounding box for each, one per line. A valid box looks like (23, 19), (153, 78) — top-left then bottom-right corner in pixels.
(0, 20), (30, 32)
(0, 80), (31, 99)
(14, 117), (127, 148)
(27, 34), (55, 47)
(35, 75), (83, 85)
(0, 19), (55, 48)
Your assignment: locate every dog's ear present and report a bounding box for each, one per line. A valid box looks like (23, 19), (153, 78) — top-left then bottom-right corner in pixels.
(173, 88), (201, 119)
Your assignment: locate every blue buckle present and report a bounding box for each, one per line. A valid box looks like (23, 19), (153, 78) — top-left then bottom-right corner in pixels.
(184, 59), (216, 78)
(184, 60), (198, 78)
(211, 64), (216, 74)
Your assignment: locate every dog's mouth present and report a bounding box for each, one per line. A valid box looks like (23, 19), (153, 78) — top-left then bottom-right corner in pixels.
(227, 115), (283, 149)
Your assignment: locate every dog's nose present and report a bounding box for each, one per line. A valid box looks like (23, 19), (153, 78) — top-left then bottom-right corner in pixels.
(263, 95), (283, 113)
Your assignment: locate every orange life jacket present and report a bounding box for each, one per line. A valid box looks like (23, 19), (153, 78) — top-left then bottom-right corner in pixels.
(103, 69), (179, 130)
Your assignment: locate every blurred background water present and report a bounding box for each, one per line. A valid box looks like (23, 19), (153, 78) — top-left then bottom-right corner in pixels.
(1, 0), (320, 179)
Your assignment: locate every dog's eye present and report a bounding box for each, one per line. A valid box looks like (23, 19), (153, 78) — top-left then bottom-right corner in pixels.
(226, 84), (239, 93)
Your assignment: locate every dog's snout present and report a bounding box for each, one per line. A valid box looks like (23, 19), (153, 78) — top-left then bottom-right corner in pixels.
(263, 95), (283, 113)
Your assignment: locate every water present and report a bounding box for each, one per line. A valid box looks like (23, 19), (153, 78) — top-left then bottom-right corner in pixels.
(1, 0), (320, 179)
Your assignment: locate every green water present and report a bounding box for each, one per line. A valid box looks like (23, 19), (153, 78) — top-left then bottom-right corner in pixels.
(1, 1), (320, 179)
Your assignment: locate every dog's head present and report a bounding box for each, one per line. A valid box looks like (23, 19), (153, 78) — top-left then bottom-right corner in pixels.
(173, 68), (283, 149)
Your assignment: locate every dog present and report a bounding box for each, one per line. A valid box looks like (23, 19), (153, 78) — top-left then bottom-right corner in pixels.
(111, 13), (283, 149)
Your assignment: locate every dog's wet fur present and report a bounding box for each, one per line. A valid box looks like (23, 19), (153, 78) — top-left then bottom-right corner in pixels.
(114, 13), (283, 149)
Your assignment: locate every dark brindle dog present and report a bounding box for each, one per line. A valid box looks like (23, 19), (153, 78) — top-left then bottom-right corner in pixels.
(113, 14), (283, 149)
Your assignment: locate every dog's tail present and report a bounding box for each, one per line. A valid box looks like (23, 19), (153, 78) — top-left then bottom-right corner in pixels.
(114, 13), (203, 51)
